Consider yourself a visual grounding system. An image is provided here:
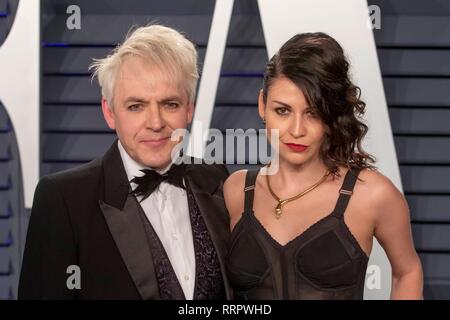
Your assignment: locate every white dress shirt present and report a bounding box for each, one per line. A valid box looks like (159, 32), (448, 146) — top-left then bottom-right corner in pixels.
(118, 141), (196, 299)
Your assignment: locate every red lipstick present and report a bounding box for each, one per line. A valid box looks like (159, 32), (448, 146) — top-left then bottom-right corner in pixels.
(284, 143), (308, 153)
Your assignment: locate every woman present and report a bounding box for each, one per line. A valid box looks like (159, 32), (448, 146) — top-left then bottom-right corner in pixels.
(223, 32), (423, 300)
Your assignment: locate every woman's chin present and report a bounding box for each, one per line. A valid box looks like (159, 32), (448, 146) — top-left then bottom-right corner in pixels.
(277, 152), (318, 167)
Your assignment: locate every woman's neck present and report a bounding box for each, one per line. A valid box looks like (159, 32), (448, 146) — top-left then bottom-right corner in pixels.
(267, 157), (331, 193)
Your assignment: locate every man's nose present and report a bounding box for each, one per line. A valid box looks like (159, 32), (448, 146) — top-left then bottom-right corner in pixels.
(145, 104), (165, 131)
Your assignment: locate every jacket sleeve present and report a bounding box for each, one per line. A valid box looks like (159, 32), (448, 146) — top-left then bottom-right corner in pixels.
(18, 177), (78, 299)
(218, 164), (230, 180)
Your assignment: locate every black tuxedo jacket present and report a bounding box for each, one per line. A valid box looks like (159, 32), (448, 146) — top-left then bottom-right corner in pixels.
(18, 141), (232, 299)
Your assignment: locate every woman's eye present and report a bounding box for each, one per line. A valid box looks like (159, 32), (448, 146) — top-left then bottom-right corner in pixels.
(306, 109), (318, 117)
(275, 107), (289, 115)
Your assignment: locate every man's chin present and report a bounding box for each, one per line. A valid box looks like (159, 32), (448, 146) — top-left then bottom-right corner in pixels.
(138, 157), (173, 170)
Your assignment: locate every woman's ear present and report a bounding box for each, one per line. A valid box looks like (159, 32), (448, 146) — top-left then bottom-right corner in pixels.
(258, 89), (266, 121)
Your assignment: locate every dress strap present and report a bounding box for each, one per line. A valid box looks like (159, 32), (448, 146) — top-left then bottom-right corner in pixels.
(243, 169), (259, 214)
(332, 168), (362, 219)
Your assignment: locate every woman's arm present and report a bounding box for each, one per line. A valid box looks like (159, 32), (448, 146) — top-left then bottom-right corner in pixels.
(370, 173), (424, 299)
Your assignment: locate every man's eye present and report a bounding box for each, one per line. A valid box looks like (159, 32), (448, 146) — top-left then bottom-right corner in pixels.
(275, 107), (289, 115)
(165, 102), (180, 109)
(127, 104), (142, 111)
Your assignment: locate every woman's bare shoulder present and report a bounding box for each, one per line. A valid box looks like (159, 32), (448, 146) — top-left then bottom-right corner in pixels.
(355, 168), (407, 216)
(357, 168), (400, 195)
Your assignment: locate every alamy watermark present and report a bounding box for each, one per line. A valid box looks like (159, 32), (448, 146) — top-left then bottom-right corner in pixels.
(170, 120), (280, 175)
(65, 4), (381, 33)
(368, 5), (381, 30)
(66, 5), (81, 30)
(66, 265), (81, 290)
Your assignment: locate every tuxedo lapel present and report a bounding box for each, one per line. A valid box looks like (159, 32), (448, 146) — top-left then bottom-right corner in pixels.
(99, 196), (160, 300)
(99, 141), (160, 300)
(185, 164), (232, 299)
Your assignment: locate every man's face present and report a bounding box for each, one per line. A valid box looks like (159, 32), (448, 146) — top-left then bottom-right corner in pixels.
(102, 55), (194, 169)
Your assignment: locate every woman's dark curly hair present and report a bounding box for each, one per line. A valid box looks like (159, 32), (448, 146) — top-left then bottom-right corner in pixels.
(262, 32), (376, 175)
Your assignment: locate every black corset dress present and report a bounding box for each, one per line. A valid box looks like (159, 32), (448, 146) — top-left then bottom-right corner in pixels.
(226, 168), (369, 300)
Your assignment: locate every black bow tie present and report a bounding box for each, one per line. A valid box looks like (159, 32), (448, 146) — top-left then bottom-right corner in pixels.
(130, 163), (186, 201)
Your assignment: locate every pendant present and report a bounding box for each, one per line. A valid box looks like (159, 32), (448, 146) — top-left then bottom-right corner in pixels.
(275, 201), (283, 219)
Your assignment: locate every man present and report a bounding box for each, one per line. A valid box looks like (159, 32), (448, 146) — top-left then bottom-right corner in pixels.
(18, 25), (231, 299)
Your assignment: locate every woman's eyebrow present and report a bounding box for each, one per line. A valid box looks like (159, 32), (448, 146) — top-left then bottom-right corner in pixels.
(271, 100), (292, 108)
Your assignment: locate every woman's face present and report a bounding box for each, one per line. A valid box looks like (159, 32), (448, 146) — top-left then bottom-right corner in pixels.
(259, 76), (327, 167)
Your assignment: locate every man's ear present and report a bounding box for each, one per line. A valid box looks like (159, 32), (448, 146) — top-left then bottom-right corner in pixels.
(258, 89), (266, 121)
(101, 98), (116, 130)
(187, 102), (195, 124)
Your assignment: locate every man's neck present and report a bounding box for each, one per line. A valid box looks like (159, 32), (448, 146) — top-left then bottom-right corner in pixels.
(117, 140), (173, 182)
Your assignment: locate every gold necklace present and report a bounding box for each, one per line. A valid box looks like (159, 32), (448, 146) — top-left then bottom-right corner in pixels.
(266, 168), (331, 219)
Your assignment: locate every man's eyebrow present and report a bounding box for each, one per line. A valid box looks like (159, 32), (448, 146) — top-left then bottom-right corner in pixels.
(272, 100), (292, 108)
(123, 96), (149, 104)
(159, 96), (182, 103)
